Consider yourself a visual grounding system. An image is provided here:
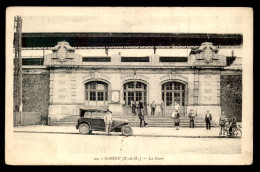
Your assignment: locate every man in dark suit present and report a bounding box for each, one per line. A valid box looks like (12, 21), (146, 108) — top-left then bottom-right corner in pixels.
(138, 100), (145, 127)
(205, 110), (212, 130)
(188, 109), (195, 128)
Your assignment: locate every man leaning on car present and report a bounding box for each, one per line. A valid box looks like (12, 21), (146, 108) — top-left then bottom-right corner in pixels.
(104, 109), (113, 135)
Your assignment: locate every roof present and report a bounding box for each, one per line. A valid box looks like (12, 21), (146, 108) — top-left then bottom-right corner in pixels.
(80, 108), (107, 113)
(18, 32), (243, 49)
(79, 108), (107, 117)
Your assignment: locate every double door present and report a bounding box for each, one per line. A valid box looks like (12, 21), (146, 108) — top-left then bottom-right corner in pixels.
(123, 81), (147, 116)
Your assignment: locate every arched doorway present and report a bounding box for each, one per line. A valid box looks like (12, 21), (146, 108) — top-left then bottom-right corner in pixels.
(85, 81), (108, 108)
(162, 81), (186, 116)
(123, 81), (147, 116)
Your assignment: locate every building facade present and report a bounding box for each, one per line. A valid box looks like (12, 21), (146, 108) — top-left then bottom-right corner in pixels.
(18, 33), (242, 126)
(32, 41), (237, 125)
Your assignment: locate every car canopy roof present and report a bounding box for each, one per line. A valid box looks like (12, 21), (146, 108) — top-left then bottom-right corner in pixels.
(79, 108), (107, 117)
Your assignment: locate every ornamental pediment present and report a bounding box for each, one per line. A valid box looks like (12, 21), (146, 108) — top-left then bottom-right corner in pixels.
(44, 41), (82, 66)
(51, 41), (76, 62)
(194, 42), (219, 63)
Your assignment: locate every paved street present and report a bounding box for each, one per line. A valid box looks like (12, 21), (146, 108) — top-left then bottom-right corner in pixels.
(6, 126), (241, 165)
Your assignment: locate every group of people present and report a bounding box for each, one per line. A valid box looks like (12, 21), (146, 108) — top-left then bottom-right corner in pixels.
(131, 99), (166, 117)
(105, 100), (237, 135)
(130, 99), (147, 128)
(219, 111), (237, 136)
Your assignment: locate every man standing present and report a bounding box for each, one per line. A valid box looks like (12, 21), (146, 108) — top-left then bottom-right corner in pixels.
(228, 114), (237, 136)
(160, 100), (165, 116)
(138, 100), (145, 127)
(205, 110), (212, 130)
(188, 109), (195, 128)
(150, 101), (156, 116)
(219, 111), (227, 135)
(174, 110), (180, 130)
(104, 109), (113, 135)
(131, 99), (136, 115)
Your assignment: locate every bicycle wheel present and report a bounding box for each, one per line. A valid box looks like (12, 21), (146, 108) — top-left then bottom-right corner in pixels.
(233, 128), (242, 138)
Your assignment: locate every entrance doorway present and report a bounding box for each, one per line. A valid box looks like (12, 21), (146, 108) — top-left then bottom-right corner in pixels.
(123, 81), (147, 116)
(162, 81), (186, 116)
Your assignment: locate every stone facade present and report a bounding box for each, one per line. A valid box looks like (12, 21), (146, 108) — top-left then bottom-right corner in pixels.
(17, 40), (243, 125)
(41, 41), (229, 125)
(21, 69), (50, 122)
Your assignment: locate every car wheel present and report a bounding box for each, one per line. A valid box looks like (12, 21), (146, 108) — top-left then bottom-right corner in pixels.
(79, 123), (90, 135)
(121, 125), (133, 136)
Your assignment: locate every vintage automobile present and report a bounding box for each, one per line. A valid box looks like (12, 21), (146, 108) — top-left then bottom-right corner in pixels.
(76, 108), (133, 136)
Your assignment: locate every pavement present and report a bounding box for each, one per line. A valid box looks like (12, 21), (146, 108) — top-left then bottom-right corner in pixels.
(13, 125), (233, 138)
(9, 125), (242, 165)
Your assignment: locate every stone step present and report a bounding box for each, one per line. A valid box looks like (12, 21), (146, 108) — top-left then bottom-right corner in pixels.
(53, 120), (217, 125)
(54, 115), (216, 128)
(54, 121), (217, 128)
(65, 115), (202, 118)
(61, 116), (204, 120)
(60, 117), (205, 121)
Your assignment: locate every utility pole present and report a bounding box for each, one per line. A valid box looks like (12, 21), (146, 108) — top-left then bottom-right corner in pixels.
(14, 16), (22, 115)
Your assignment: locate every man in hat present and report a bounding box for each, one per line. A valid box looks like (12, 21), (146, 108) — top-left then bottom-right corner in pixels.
(138, 100), (146, 127)
(104, 109), (113, 135)
(205, 110), (212, 130)
(228, 114), (237, 136)
(188, 109), (195, 128)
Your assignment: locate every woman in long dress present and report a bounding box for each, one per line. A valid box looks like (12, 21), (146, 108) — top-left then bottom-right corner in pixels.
(172, 101), (180, 130)
(171, 101), (180, 118)
(174, 101), (180, 113)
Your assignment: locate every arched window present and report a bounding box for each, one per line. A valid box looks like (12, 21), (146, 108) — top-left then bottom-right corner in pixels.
(123, 81), (147, 106)
(85, 81), (108, 107)
(162, 81), (185, 107)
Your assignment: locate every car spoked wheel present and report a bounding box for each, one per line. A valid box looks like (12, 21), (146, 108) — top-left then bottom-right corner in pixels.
(79, 123), (90, 135)
(233, 128), (242, 138)
(121, 125), (133, 136)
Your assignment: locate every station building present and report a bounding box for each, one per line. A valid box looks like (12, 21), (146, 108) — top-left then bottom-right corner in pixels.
(17, 33), (242, 125)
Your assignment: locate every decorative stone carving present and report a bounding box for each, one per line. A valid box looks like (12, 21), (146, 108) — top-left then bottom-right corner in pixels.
(82, 72), (111, 83)
(44, 41), (82, 66)
(160, 74), (188, 83)
(121, 73), (149, 83)
(188, 42), (226, 67)
(52, 41), (75, 62)
(195, 42), (219, 63)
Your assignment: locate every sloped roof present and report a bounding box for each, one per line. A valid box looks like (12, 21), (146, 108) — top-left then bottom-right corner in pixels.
(18, 32), (243, 48)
